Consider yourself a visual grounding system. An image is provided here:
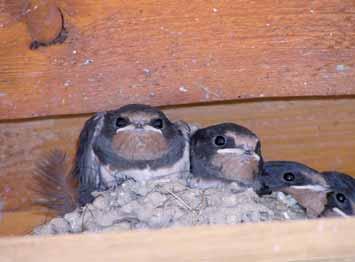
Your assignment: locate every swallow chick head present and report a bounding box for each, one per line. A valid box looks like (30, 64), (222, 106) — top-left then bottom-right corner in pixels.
(189, 123), (262, 188)
(72, 104), (191, 205)
(103, 104), (175, 161)
(257, 161), (330, 217)
(321, 171), (355, 217)
(93, 104), (189, 181)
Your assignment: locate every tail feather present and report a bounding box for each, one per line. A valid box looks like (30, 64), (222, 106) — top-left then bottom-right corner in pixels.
(32, 150), (78, 216)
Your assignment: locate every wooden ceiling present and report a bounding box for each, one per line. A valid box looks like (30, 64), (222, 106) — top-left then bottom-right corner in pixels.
(1, 0), (354, 120)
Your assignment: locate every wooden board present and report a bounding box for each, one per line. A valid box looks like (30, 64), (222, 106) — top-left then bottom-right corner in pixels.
(0, 211), (48, 236)
(1, 218), (355, 262)
(1, 0), (355, 120)
(0, 97), (355, 235)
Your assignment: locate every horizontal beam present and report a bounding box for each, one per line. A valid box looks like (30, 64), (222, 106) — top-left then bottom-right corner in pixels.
(0, 0), (355, 120)
(1, 218), (355, 261)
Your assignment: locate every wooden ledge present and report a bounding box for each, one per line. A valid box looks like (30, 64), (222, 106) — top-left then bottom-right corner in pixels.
(1, 218), (355, 262)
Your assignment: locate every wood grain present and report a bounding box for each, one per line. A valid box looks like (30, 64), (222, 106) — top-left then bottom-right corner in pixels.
(0, 211), (48, 236)
(1, 0), (355, 119)
(1, 218), (355, 262)
(0, 97), (354, 235)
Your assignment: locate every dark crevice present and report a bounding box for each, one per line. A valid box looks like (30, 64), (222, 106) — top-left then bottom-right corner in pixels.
(1, 95), (355, 123)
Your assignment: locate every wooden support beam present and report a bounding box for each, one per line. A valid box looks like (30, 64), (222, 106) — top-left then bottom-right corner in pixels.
(1, 0), (355, 120)
(1, 218), (355, 262)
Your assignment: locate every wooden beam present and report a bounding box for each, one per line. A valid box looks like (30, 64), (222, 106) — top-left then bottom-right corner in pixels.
(0, 211), (47, 236)
(1, 218), (355, 262)
(1, 0), (355, 120)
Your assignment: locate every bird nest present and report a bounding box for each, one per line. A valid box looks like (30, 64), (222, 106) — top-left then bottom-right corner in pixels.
(33, 174), (306, 235)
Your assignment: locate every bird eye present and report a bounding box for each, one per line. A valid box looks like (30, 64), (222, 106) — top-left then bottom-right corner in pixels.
(283, 172), (295, 182)
(116, 117), (128, 128)
(151, 118), (164, 129)
(336, 193), (346, 203)
(214, 135), (226, 146)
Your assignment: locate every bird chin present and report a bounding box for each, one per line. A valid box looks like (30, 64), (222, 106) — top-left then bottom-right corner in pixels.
(216, 148), (260, 161)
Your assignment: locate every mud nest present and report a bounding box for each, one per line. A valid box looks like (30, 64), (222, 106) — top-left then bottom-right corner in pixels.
(33, 173), (307, 235)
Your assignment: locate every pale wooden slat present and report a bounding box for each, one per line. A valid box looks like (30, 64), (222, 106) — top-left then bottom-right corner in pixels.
(1, 218), (355, 262)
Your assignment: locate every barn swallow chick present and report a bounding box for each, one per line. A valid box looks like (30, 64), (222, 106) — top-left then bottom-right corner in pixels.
(257, 161), (330, 217)
(320, 171), (355, 217)
(73, 104), (190, 205)
(189, 123), (263, 189)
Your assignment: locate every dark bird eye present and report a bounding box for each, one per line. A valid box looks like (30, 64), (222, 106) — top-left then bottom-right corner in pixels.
(151, 118), (163, 129)
(116, 117), (128, 128)
(336, 193), (346, 203)
(283, 172), (295, 182)
(214, 136), (226, 146)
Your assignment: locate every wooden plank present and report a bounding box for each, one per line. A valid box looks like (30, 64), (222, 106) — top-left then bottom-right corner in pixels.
(1, 218), (355, 262)
(0, 97), (355, 236)
(0, 211), (48, 236)
(1, 0), (355, 119)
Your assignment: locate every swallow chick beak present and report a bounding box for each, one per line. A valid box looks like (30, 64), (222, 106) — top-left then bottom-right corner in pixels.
(217, 148), (261, 161)
(289, 184), (329, 192)
(142, 124), (163, 133)
(134, 121), (144, 129)
(115, 123), (162, 134)
(254, 181), (273, 196)
(321, 204), (351, 218)
(332, 208), (350, 218)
